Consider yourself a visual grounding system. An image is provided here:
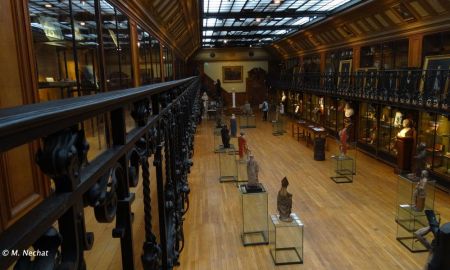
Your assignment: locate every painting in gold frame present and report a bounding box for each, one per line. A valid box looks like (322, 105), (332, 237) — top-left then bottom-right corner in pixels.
(337, 59), (352, 88)
(222, 66), (243, 83)
(419, 54), (450, 94)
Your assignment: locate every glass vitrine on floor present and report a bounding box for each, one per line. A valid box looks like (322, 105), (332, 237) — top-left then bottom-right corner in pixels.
(272, 118), (286, 136)
(330, 142), (357, 183)
(239, 184), (269, 246)
(237, 159), (248, 184)
(396, 174), (436, 221)
(213, 128), (222, 153)
(239, 115), (256, 128)
(269, 213), (304, 265)
(219, 147), (237, 182)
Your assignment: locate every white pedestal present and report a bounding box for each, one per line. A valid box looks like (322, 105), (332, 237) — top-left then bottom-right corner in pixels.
(232, 92), (236, 108)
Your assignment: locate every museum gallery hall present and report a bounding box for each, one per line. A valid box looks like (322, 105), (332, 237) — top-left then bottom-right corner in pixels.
(1, 0), (450, 269)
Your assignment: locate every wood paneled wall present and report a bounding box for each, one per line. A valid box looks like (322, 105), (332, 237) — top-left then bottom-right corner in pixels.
(0, 0), (49, 232)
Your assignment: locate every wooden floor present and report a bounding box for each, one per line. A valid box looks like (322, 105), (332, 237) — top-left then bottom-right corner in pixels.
(84, 115), (450, 270)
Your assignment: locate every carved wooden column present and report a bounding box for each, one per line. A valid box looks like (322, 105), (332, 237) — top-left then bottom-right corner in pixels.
(408, 34), (424, 68)
(129, 20), (141, 87)
(352, 45), (361, 70)
(319, 51), (326, 73)
(0, 0), (49, 232)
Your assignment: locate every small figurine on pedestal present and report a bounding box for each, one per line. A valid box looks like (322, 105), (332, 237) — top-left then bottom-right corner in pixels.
(279, 103), (285, 117)
(277, 177), (293, 222)
(238, 131), (248, 159)
(202, 92), (209, 118)
(246, 154), (259, 187)
(230, 114), (237, 137)
(221, 125), (230, 149)
(413, 170), (428, 212)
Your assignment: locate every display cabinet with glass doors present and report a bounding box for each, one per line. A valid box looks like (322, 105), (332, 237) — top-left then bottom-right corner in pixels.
(358, 103), (378, 154)
(323, 97), (338, 134)
(378, 106), (418, 164)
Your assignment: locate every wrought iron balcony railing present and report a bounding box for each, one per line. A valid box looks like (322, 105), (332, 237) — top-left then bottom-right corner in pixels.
(0, 77), (201, 270)
(274, 69), (450, 109)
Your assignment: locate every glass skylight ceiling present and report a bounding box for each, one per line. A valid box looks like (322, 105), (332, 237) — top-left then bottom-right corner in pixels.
(202, 0), (362, 47)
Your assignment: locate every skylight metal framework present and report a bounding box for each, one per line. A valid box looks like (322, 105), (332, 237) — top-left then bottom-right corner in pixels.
(201, 0), (363, 47)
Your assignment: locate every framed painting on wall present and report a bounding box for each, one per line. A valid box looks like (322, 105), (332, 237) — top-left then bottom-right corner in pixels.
(420, 54), (450, 107)
(337, 59), (352, 89)
(222, 66), (243, 83)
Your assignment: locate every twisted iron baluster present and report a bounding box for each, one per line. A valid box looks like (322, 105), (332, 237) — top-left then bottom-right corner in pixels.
(141, 135), (161, 269)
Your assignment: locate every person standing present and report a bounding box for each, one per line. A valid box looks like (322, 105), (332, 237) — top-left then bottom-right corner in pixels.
(262, 100), (269, 121)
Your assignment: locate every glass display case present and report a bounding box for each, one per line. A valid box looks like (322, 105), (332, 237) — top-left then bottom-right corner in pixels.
(417, 112), (438, 170)
(214, 128), (223, 153)
(337, 99), (346, 131)
(324, 97), (338, 133)
(239, 184), (268, 246)
(219, 148), (237, 182)
(286, 90), (295, 116)
(360, 39), (408, 69)
(239, 115), (256, 128)
(269, 213), (304, 265)
(237, 159), (248, 183)
(272, 119), (286, 136)
(310, 95), (325, 125)
(301, 94), (311, 121)
(433, 114), (450, 176)
(330, 155), (356, 184)
(396, 174), (436, 220)
(358, 103), (378, 154)
(396, 175), (437, 252)
(378, 105), (417, 163)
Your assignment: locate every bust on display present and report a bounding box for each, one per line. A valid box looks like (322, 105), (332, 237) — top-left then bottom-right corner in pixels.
(238, 131), (248, 159)
(246, 154), (259, 186)
(344, 103), (354, 118)
(413, 170), (428, 212)
(281, 91), (286, 102)
(221, 125), (230, 148)
(230, 114), (237, 137)
(277, 177), (293, 222)
(397, 119), (414, 138)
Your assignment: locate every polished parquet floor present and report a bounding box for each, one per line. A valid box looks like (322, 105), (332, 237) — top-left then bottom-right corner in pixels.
(84, 114), (450, 270)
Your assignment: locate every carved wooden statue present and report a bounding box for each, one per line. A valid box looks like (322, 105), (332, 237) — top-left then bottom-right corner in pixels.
(246, 154), (259, 186)
(220, 125), (230, 148)
(277, 177), (293, 222)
